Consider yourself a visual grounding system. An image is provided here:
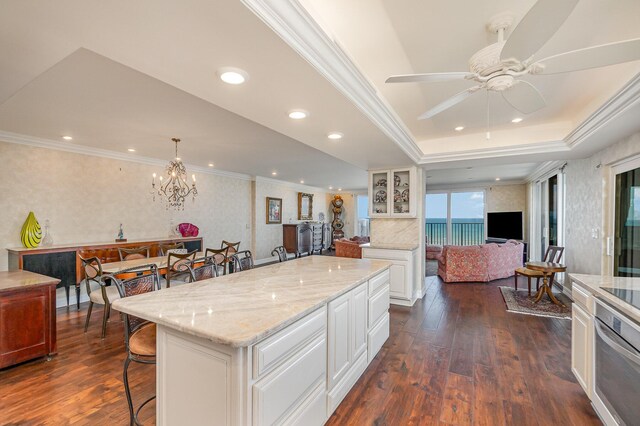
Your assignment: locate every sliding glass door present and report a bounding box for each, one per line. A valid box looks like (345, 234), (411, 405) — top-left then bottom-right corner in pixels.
(426, 191), (485, 246)
(613, 164), (640, 277)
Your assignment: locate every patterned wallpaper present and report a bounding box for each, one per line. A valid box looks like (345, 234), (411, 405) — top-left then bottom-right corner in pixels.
(565, 131), (640, 279)
(253, 178), (331, 260)
(0, 141), (252, 271)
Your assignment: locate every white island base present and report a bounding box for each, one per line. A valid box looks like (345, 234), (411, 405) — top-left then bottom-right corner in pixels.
(112, 257), (391, 426)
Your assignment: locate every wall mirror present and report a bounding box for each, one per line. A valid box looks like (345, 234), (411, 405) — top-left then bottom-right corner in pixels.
(298, 193), (313, 221)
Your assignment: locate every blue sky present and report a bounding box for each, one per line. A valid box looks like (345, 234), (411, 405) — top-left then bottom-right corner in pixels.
(426, 192), (484, 219)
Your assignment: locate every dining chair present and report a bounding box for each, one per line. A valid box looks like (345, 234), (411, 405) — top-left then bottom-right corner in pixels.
(221, 241), (240, 273)
(230, 250), (254, 273)
(271, 246), (288, 262)
(108, 264), (160, 426)
(159, 242), (185, 256)
(165, 251), (196, 288)
(118, 246), (150, 261)
(205, 247), (228, 275)
(80, 255), (120, 338)
(190, 254), (219, 281)
(515, 245), (565, 295)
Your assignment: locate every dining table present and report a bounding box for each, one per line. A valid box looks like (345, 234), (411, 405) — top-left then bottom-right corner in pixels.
(101, 252), (204, 274)
(525, 261), (567, 307)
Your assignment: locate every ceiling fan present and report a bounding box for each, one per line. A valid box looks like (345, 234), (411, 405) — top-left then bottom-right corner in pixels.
(386, 0), (640, 120)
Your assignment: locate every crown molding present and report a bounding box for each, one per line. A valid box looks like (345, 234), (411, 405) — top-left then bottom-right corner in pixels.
(254, 175), (329, 194)
(417, 140), (569, 164)
(0, 130), (253, 181)
(426, 180), (526, 191)
(565, 72), (640, 149)
(241, 0), (422, 163)
(525, 160), (566, 183)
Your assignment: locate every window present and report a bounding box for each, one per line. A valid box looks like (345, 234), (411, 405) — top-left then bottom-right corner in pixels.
(614, 166), (640, 277)
(426, 191), (485, 246)
(356, 195), (370, 237)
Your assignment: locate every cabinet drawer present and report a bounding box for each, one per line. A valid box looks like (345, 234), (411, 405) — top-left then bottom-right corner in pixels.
(572, 283), (592, 312)
(253, 307), (326, 379)
(368, 270), (390, 296)
(253, 335), (326, 426)
(368, 312), (389, 363)
(368, 284), (389, 328)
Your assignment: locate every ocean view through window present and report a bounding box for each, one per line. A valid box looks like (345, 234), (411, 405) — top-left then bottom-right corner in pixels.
(426, 191), (485, 246)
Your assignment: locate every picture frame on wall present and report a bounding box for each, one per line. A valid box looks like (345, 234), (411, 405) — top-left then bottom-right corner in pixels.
(266, 197), (282, 224)
(298, 192), (313, 221)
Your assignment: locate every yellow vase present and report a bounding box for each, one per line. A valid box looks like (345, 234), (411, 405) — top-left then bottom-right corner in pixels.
(20, 211), (42, 248)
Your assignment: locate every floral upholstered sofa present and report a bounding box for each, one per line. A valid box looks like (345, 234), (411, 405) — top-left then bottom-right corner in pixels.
(437, 240), (524, 283)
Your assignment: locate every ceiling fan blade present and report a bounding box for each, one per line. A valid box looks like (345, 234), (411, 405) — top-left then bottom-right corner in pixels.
(386, 72), (474, 84)
(418, 85), (483, 120)
(501, 0), (579, 62)
(536, 38), (640, 74)
(502, 80), (546, 114)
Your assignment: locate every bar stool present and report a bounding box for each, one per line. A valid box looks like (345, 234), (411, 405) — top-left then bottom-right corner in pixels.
(229, 250), (254, 273)
(109, 264), (160, 426)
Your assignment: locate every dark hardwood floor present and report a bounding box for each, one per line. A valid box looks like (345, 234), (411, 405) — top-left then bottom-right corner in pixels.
(0, 276), (600, 425)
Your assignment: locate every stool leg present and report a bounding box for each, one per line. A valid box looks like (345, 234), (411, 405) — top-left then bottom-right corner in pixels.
(528, 277), (532, 296)
(514, 273), (518, 291)
(101, 304), (110, 339)
(123, 357), (135, 426)
(84, 301), (94, 332)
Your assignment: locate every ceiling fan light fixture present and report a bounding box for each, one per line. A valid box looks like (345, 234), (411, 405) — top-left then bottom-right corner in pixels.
(217, 67), (249, 85)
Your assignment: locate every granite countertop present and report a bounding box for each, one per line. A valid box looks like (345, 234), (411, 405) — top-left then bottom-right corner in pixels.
(0, 270), (61, 292)
(112, 256), (391, 348)
(569, 273), (640, 321)
(7, 236), (201, 253)
(361, 242), (419, 251)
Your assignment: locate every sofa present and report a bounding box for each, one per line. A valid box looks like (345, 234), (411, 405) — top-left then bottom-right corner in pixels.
(335, 236), (370, 259)
(426, 237), (443, 261)
(437, 240), (524, 283)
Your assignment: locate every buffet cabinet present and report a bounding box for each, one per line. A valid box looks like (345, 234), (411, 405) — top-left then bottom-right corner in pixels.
(283, 223), (331, 257)
(7, 236), (202, 308)
(369, 167), (417, 218)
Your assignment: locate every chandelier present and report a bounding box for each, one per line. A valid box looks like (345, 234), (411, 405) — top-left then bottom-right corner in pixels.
(152, 138), (198, 210)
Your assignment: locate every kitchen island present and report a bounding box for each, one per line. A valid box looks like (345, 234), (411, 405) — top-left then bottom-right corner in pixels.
(112, 256), (391, 425)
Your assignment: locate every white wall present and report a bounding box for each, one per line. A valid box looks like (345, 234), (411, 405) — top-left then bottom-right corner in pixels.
(564, 131), (640, 277)
(485, 184), (528, 240)
(0, 140), (252, 271)
(252, 177), (331, 260)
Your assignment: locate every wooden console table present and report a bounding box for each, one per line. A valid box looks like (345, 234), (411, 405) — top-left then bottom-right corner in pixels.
(0, 270), (59, 368)
(7, 236), (203, 308)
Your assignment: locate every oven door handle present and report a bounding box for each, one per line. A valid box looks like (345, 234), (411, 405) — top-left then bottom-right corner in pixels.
(595, 319), (640, 366)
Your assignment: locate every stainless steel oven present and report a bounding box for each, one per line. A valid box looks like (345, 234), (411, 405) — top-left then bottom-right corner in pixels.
(593, 298), (640, 426)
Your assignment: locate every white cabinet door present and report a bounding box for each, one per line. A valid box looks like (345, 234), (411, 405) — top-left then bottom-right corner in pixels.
(327, 292), (351, 389)
(352, 284), (368, 361)
(571, 303), (592, 397)
(388, 261), (410, 301)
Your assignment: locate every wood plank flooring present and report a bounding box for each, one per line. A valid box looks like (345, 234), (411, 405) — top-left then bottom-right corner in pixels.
(0, 276), (601, 425)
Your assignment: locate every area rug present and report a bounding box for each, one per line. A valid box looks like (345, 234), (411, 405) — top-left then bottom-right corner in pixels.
(499, 286), (572, 319)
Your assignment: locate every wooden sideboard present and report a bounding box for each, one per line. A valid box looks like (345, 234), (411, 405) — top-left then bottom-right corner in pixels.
(7, 237), (203, 308)
(283, 223), (331, 257)
(0, 270), (59, 369)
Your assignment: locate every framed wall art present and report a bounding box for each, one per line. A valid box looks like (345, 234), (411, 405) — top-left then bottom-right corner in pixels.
(266, 197), (282, 224)
(298, 193), (313, 221)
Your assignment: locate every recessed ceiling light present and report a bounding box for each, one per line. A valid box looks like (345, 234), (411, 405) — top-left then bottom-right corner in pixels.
(495, 177), (501, 181)
(300, 180), (304, 184)
(288, 110), (308, 120)
(454, 126), (464, 131)
(62, 135), (73, 141)
(271, 171), (277, 176)
(511, 117), (523, 123)
(217, 67), (249, 85)
(127, 148), (136, 152)
(338, 188), (342, 191)
(208, 163), (214, 167)
(327, 132), (343, 140)
(329, 186), (333, 190)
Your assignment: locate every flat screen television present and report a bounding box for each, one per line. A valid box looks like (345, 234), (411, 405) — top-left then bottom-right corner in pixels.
(487, 211), (523, 240)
